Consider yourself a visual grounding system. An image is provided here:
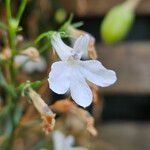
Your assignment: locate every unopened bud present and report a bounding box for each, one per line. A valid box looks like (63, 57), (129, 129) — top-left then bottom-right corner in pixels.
(0, 47), (11, 60)
(101, 0), (137, 44)
(21, 47), (39, 61)
(54, 8), (67, 23)
(15, 34), (24, 45)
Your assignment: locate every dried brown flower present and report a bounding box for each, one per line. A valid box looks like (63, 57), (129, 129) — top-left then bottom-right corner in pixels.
(51, 99), (97, 136)
(51, 99), (74, 113)
(75, 108), (97, 136)
(27, 88), (55, 134)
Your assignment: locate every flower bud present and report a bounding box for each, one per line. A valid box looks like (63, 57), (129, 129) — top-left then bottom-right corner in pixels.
(15, 34), (24, 45)
(14, 55), (47, 73)
(21, 47), (39, 61)
(0, 47), (11, 60)
(101, 3), (135, 44)
(54, 8), (67, 23)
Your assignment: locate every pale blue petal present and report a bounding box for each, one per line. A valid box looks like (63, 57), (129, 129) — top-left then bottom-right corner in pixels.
(79, 60), (117, 87)
(48, 61), (70, 94)
(70, 68), (92, 108)
(51, 33), (73, 60)
(73, 34), (90, 59)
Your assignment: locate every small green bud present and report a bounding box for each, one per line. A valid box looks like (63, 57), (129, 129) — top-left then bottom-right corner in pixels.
(101, 4), (135, 44)
(55, 8), (67, 23)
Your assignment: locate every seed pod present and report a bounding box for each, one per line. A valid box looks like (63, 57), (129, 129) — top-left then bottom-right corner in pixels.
(101, 4), (135, 44)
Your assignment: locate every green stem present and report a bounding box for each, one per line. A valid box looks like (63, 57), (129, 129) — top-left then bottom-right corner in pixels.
(8, 26), (16, 51)
(34, 32), (52, 44)
(1, 0), (27, 149)
(6, 4), (16, 84)
(5, 0), (11, 20)
(16, 0), (27, 24)
(0, 69), (16, 98)
(39, 42), (50, 54)
(5, 0), (16, 52)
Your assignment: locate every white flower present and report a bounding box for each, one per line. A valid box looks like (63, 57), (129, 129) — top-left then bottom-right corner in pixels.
(48, 33), (117, 107)
(52, 130), (88, 150)
(14, 55), (47, 73)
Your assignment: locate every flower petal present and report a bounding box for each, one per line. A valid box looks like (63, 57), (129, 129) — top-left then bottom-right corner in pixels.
(51, 33), (73, 60)
(65, 135), (74, 147)
(72, 147), (88, 150)
(52, 130), (65, 150)
(70, 68), (92, 108)
(48, 61), (70, 94)
(73, 34), (90, 59)
(79, 60), (117, 87)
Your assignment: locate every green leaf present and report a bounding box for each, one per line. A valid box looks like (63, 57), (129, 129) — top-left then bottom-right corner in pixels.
(72, 21), (84, 28)
(13, 106), (23, 126)
(59, 14), (73, 32)
(16, 0), (27, 23)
